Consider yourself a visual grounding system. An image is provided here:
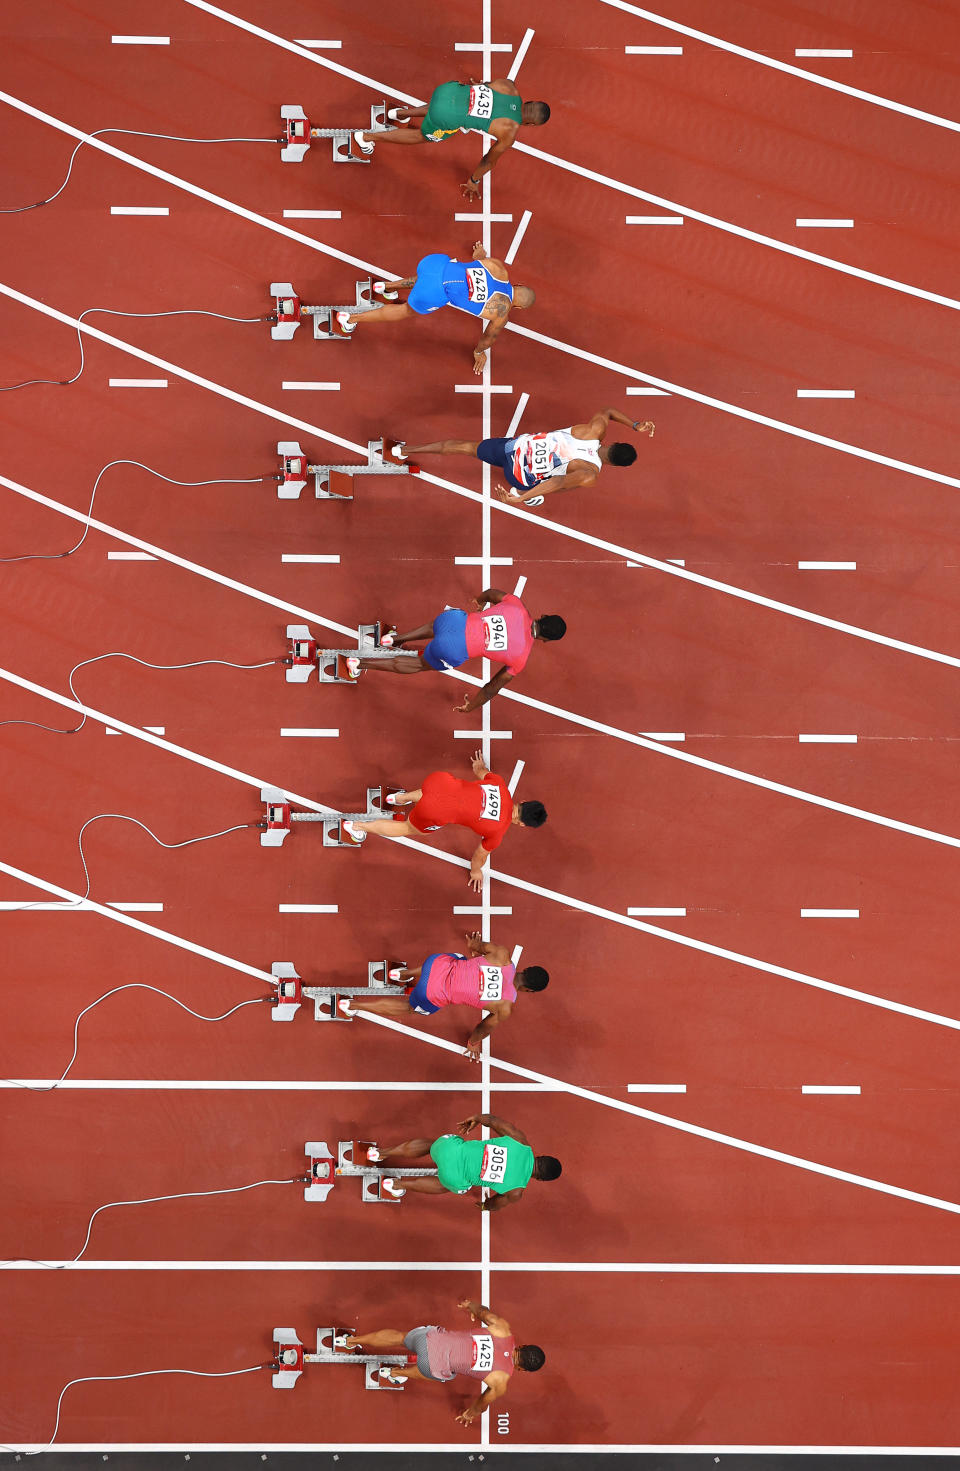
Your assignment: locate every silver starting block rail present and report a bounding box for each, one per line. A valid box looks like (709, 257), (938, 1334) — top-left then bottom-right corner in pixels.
(274, 436), (417, 501)
(269, 279), (404, 343)
(259, 783), (403, 847)
(279, 101), (387, 164)
(269, 959), (408, 1023)
(303, 1140), (439, 1205)
(271, 1326), (409, 1391)
(284, 619), (406, 683)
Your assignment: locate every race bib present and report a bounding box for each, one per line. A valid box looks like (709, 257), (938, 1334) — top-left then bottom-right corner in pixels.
(526, 435), (554, 479)
(471, 1334), (496, 1372)
(480, 1143), (508, 1185)
(479, 783), (502, 822)
(468, 84), (495, 120)
(482, 612), (509, 653)
(465, 264), (489, 305)
(478, 964), (504, 1002)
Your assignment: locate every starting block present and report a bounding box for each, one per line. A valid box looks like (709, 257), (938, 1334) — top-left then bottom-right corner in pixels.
(258, 784), (404, 848)
(283, 620), (405, 684)
(300, 1139), (439, 1204)
(275, 437), (417, 502)
(268, 959), (409, 1023)
(271, 1325), (411, 1392)
(267, 279), (403, 342)
(279, 101), (388, 164)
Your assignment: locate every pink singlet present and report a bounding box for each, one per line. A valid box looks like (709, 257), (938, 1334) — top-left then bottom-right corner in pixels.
(463, 594), (535, 676)
(426, 1327), (516, 1382)
(424, 953), (518, 1009)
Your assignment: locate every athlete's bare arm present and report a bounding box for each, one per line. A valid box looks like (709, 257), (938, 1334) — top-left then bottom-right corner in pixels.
(459, 1111), (531, 1147)
(464, 999), (514, 1060)
(465, 932), (512, 965)
(573, 407), (656, 441)
(454, 663), (512, 714)
(472, 587), (506, 608)
(455, 1370), (511, 1424)
(473, 293), (511, 375)
(479, 1187), (524, 1213)
(458, 1298), (512, 1336)
(459, 80), (522, 198)
(495, 461), (598, 505)
(468, 842), (491, 890)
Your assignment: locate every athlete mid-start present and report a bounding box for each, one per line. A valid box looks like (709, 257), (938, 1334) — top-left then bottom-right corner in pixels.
(352, 78), (550, 197)
(370, 1111), (561, 1207)
(338, 241), (534, 375)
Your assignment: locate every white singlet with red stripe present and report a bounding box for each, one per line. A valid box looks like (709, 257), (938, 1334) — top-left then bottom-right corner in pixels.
(510, 427), (602, 489)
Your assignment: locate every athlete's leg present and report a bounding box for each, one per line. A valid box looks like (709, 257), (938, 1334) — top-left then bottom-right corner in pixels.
(404, 439), (481, 457)
(393, 1176), (448, 1195)
(357, 654), (428, 673)
(346, 302), (415, 328)
(394, 621), (436, 643)
(378, 1137), (433, 1161)
(350, 817), (416, 837)
(358, 127), (427, 145)
(351, 996), (416, 1018)
(345, 1329), (407, 1350)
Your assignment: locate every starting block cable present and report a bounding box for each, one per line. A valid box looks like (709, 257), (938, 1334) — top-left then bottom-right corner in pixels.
(6, 981), (271, 1093)
(0, 458), (269, 563)
(0, 649), (279, 735)
(0, 126), (278, 214)
(1, 1362), (265, 1456)
(0, 305), (273, 393)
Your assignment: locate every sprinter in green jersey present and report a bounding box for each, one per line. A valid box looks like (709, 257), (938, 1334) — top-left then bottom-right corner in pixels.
(353, 78), (550, 197)
(371, 1112), (562, 1210)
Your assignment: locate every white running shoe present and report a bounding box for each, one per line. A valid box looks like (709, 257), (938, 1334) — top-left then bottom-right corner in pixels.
(344, 656), (361, 678)
(353, 129), (375, 155)
(341, 820), (367, 844)
(386, 107), (409, 123)
(374, 280), (399, 301)
(525, 495), (545, 508)
(336, 310), (357, 334)
(380, 1177), (406, 1199)
(378, 1365), (405, 1382)
(336, 996), (355, 1017)
(388, 442), (407, 461)
(365, 1145), (382, 1162)
(384, 792), (400, 806)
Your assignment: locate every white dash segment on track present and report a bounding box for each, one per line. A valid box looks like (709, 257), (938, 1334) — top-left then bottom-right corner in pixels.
(796, 218), (854, 227)
(626, 45), (683, 54)
(800, 908), (860, 918)
(455, 556), (513, 566)
(507, 759), (525, 795)
(281, 381), (340, 391)
(512, 573), (527, 597)
(626, 215), (684, 225)
(110, 206), (169, 215)
(278, 904), (339, 914)
(280, 554), (340, 564)
(455, 213), (514, 223)
(111, 35), (169, 44)
(802, 1083), (861, 1094)
(640, 731), (685, 742)
(799, 733), (858, 743)
(107, 551), (156, 560)
(797, 389), (856, 398)
(628, 1083), (688, 1093)
(282, 209), (342, 219)
(504, 210), (533, 264)
(455, 384), (513, 394)
(279, 729), (339, 738)
(506, 392), (529, 438)
(795, 48), (853, 58)
(454, 905), (514, 916)
(108, 378), (167, 387)
(455, 41), (512, 51)
(626, 386), (671, 396)
(628, 907), (688, 917)
(798, 560), (857, 570)
(454, 729), (512, 739)
(510, 944), (524, 967)
(507, 28), (535, 81)
(292, 39), (342, 48)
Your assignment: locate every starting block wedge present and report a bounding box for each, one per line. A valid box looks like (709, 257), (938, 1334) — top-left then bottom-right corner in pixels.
(302, 958), (408, 1022)
(269, 283), (302, 340)
(304, 1141), (336, 1202)
(271, 961), (302, 1021)
(330, 1138), (439, 1203)
(260, 786), (292, 847)
(273, 438), (418, 502)
(272, 1328), (304, 1388)
(280, 102), (387, 165)
(271, 1324), (409, 1391)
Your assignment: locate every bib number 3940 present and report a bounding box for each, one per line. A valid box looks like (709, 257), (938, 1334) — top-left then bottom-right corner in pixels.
(483, 612), (509, 653)
(479, 783), (502, 822)
(480, 1144), (508, 1185)
(468, 84), (495, 120)
(472, 1334), (496, 1371)
(479, 964), (504, 1002)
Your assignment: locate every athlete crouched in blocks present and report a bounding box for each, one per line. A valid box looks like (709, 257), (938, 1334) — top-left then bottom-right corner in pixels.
(373, 1111), (561, 1208)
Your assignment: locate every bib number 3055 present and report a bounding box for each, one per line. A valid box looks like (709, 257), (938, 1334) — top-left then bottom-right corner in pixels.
(480, 1143), (508, 1185)
(472, 1334), (496, 1371)
(468, 84), (495, 120)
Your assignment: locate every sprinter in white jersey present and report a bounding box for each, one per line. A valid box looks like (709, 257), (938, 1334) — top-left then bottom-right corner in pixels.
(401, 407), (655, 509)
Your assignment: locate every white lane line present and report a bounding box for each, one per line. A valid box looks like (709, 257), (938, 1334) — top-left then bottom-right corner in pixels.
(798, 561), (857, 570)
(504, 209), (533, 264)
(281, 381), (340, 390)
(507, 759), (525, 794)
(455, 41), (512, 51)
(110, 206), (169, 215)
(510, 944), (524, 966)
(280, 553), (340, 563)
(455, 384), (514, 394)
(626, 214), (684, 224)
(455, 213), (514, 222)
(799, 733), (858, 743)
(277, 904), (339, 913)
(795, 48), (853, 58)
(797, 217), (854, 227)
(454, 555), (513, 565)
(279, 728), (339, 738)
(640, 731), (685, 741)
(16, 1257), (960, 1273)
(626, 45), (683, 53)
(111, 35), (169, 43)
(626, 558), (684, 568)
(106, 902), (165, 912)
(628, 1083), (687, 1093)
(802, 1084), (861, 1094)
(627, 907), (687, 917)
(507, 28), (535, 80)
(0, 1082), (554, 1094)
(512, 573), (527, 596)
(108, 378), (167, 387)
(107, 551), (156, 560)
(797, 388), (856, 398)
(282, 209), (341, 219)
(106, 725), (166, 736)
(453, 905), (514, 915)
(453, 729), (512, 739)
(594, 0), (960, 133)
(10, 66), (956, 327)
(0, 901), (163, 912)
(801, 908), (860, 918)
(505, 392), (529, 437)
(293, 39), (341, 47)
(627, 386), (671, 396)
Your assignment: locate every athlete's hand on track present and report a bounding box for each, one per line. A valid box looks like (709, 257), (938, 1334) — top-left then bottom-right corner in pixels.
(473, 349), (487, 376)
(460, 177), (480, 199)
(468, 870), (485, 892)
(453, 696), (475, 713)
(456, 1114), (482, 1134)
(463, 1041), (483, 1063)
(470, 748), (488, 776)
(456, 1407), (479, 1424)
(457, 1297), (478, 1317)
(633, 419), (656, 437)
(494, 482), (522, 503)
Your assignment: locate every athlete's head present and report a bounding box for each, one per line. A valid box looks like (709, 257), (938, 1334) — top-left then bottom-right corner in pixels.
(607, 441), (638, 467)
(533, 1154), (562, 1181)
(521, 101), (551, 127)
(535, 614), (567, 643)
(516, 1344), (546, 1372)
(518, 799), (547, 828)
(513, 285), (536, 310)
(518, 965), (549, 993)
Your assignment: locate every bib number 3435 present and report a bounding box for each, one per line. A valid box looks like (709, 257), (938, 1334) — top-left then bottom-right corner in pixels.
(468, 84), (495, 120)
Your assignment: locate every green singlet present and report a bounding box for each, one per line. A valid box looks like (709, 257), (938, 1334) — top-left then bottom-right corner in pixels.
(430, 1133), (534, 1194)
(421, 82), (522, 142)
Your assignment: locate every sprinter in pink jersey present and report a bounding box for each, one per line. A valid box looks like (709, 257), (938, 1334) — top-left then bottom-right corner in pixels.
(347, 932), (549, 1060)
(344, 1297), (545, 1424)
(357, 587), (566, 713)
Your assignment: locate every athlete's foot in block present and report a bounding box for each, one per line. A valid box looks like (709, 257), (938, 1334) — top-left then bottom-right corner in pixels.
(353, 130), (375, 155)
(341, 820), (367, 843)
(336, 311), (358, 334)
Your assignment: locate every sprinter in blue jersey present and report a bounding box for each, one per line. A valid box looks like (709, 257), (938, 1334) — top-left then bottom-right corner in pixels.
(338, 241), (535, 375)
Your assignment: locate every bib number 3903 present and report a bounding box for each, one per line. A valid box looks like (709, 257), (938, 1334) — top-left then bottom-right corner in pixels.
(468, 84), (495, 120)
(479, 964), (504, 1002)
(472, 1334), (496, 1371)
(480, 1144), (508, 1185)
(483, 613), (509, 653)
(479, 783), (502, 822)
